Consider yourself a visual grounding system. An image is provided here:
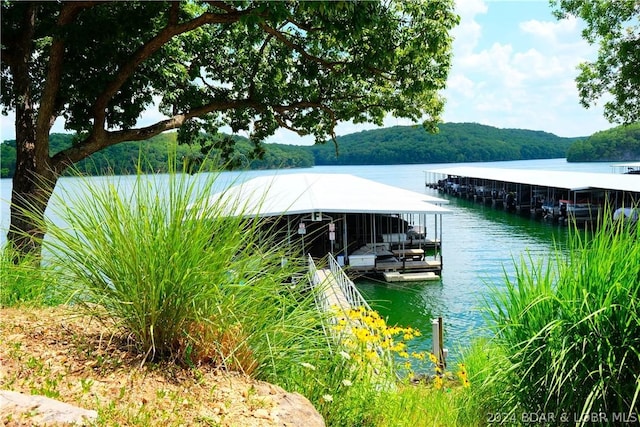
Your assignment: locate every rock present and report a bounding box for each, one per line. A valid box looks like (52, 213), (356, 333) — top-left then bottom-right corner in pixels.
(245, 382), (325, 427)
(271, 391), (325, 427)
(0, 390), (97, 426)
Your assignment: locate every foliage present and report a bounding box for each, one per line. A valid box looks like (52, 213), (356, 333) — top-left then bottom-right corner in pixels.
(0, 0), (458, 169)
(311, 123), (579, 165)
(0, 246), (65, 307)
(551, 0), (640, 124)
(566, 122), (640, 162)
(473, 213), (640, 421)
(280, 304), (474, 426)
(0, 122), (582, 178)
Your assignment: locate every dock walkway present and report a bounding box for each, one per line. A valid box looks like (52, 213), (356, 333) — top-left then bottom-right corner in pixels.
(308, 254), (401, 387)
(309, 253), (371, 314)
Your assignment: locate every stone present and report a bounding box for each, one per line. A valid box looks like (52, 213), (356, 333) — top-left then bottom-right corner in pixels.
(0, 390), (98, 426)
(271, 391), (325, 427)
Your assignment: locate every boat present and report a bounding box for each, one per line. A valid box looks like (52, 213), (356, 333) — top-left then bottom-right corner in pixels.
(558, 199), (600, 221)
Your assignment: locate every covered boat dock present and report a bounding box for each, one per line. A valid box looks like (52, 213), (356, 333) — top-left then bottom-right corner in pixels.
(206, 173), (451, 281)
(425, 166), (639, 225)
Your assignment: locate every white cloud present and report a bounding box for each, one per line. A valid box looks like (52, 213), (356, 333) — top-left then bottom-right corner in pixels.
(455, 0), (488, 17)
(520, 16), (579, 42)
(451, 0), (487, 56)
(446, 73), (476, 98)
(440, 1), (613, 138)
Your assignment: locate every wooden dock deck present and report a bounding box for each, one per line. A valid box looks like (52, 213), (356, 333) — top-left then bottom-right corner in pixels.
(348, 258), (441, 273)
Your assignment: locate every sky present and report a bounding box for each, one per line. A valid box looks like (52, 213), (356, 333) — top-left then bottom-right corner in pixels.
(0, 0), (614, 145)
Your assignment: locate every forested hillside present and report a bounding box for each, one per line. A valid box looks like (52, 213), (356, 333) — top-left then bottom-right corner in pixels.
(310, 123), (579, 165)
(0, 133), (313, 178)
(1, 123), (583, 178)
(566, 123), (640, 162)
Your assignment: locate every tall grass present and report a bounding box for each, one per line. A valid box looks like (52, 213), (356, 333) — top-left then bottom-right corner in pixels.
(469, 212), (640, 422)
(0, 245), (65, 307)
(38, 165), (330, 382)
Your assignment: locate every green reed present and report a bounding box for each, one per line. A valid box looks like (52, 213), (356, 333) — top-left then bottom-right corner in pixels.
(473, 210), (640, 422)
(0, 245), (65, 307)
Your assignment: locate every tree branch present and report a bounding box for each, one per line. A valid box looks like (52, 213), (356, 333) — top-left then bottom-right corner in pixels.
(91, 3), (255, 131)
(36, 2), (95, 156)
(258, 21), (343, 70)
(52, 98), (259, 169)
(51, 97), (333, 170)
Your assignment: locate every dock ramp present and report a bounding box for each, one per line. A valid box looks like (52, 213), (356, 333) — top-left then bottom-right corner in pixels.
(308, 254), (397, 387)
(308, 253), (372, 315)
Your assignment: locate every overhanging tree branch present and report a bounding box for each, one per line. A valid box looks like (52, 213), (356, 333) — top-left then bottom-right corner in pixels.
(51, 97), (335, 169)
(258, 20), (347, 70)
(91, 4), (256, 132)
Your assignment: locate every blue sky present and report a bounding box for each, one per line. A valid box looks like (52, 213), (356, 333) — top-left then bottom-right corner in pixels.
(265, 0), (612, 145)
(0, 1), (614, 145)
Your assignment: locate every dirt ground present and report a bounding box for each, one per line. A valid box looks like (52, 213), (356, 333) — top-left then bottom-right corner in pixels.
(0, 307), (314, 426)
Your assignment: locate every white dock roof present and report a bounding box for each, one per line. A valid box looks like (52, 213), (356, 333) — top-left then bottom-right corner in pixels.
(612, 162), (640, 168)
(426, 166), (640, 193)
(207, 173), (451, 217)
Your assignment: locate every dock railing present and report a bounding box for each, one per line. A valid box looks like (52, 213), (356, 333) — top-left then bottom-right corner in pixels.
(308, 253), (395, 383)
(308, 253), (372, 313)
(327, 253), (372, 311)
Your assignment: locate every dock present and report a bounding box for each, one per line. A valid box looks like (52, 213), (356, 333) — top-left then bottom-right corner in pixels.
(383, 271), (439, 282)
(425, 166), (640, 226)
(203, 172), (451, 284)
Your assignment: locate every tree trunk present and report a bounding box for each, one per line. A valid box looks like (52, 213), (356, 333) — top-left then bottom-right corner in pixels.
(7, 159), (57, 259)
(6, 102), (57, 258)
(4, 3), (58, 260)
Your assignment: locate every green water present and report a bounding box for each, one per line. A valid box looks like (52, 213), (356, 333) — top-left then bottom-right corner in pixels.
(357, 194), (570, 363)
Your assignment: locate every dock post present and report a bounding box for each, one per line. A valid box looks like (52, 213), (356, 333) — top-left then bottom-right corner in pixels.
(432, 317), (447, 371)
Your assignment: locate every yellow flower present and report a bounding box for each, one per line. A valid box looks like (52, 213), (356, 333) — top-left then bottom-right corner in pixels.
(434, 375), (444, 390)
(390, 342), (406, 353)
(365, 349), (379, 361)
(429, 353), (438, 364)
(411, 351), (425, 360)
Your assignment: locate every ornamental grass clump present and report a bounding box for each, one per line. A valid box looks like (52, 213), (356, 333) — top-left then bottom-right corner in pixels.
(477, 209), (640, 421)
(38, 165), (325, 380)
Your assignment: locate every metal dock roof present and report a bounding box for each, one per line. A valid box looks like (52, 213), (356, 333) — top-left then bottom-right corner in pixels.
(206, 173), (451, 217)
(426, 166), (640, 193)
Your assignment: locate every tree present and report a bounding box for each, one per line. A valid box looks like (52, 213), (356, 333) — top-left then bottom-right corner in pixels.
(551, 0), (640, 124)
(1, 1), (458, 256)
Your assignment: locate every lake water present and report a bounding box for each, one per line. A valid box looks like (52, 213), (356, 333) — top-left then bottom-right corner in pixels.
(0, 158), (628, 363)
